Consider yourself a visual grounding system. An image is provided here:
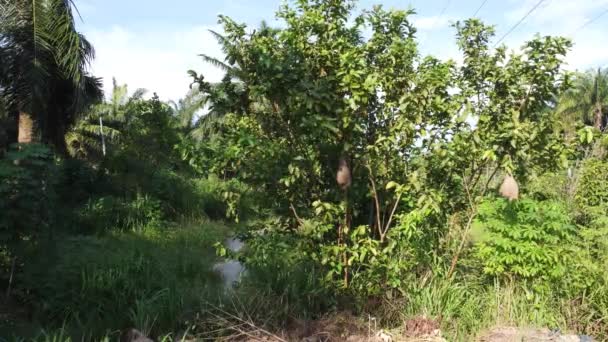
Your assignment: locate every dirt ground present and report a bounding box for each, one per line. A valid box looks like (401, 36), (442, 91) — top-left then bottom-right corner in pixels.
(128, 313), (596, 342)
(478, 327), (593, 342)
(282, 315), (592, 342)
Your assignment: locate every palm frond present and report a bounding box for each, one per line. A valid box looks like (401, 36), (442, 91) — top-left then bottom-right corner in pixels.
(557, 68), (608, 129)
(130, 88), (148, 102)
(200, 54), (233, 72)
(208, 29), (233, 55)
(171, 88), (207, 131)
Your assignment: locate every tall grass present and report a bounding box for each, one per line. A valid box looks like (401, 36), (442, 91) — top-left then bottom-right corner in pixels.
(14, 221), (229, 339)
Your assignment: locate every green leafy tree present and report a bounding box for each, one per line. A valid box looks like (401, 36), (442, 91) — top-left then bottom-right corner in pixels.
(187, 18), (280, 141)
(190, 0), (571, 295)
(199, 18), (278, 83)
(0, 0), (102, 151)
(189, 75), (250, 140)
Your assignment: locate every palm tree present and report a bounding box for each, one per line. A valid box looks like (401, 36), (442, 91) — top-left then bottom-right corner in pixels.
(557, 68), (608, 132)
(191, 20), (279, 139)
(187, 75), (251, 141)
(169, 87), (206, 134)
(66, 79), (145, 160)
(0, 0), (102, 151)
(198, 18), (278, 102)
(0, 97), (10, 154)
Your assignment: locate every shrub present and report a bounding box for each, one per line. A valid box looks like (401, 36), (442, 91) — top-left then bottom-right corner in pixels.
(527, 171), (570, 202)
(145, 170), (203, 219)
(19, 223), (226, 337)
(0, 144), (56, 255)
(574, 158), (608, 219)
(239, 221), (335, 318)
(474, 198), (575, 283)
(55, 158), (108, 205)
(194, 176), (257, 222)
(75, 195), (163, 233)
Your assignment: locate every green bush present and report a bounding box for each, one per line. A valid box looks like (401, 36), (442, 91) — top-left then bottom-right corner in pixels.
(145, 170), (204, 219)
(194, 176), (257, 222)
(575, 158), (608, 219)
(474, 198), (575, 283)
(75, 195), (163, 233)
(527, 171), (571, 202)
(239, 222), (335, 318)
(0, 144), (56, 255)
(55, 158), (108, 205)
(18, 223), (226, 337)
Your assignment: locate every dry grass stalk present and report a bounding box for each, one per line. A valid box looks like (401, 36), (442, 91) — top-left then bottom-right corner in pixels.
(200, 302), (287, 342)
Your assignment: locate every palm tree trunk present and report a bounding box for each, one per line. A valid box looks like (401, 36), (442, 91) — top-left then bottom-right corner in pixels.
(17, 111), (34, 143)
(594, 103), (603, 131)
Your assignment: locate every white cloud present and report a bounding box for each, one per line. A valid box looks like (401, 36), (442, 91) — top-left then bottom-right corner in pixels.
(81, 0), (608, 102)
(507, 0), (608, 32)
(566, 33), (608, 71)
(85, 25), (225, 102)
(413, 15), (452, 30)
(497, 0), (608, 70)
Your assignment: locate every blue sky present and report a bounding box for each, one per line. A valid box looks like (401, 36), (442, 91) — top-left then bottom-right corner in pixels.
(75, 0), (608, 101)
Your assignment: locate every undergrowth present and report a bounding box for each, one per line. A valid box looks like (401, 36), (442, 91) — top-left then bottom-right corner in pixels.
(2, 221), (229, 340)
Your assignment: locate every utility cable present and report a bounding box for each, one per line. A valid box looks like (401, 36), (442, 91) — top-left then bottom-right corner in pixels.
(493, 0), (545, 47)
(569, 7), (608, 36)
(426, 0), (452, 32)
(472, 0), (489, 18)
(437, 0), (451, 19)
(420, 0), (451, 46)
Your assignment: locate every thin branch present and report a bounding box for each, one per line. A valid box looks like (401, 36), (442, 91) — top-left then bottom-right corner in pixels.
(382, 192), (403, 240)
(366, 163), (382, 240)
(289, 203), (304, 225)
(447, 172), (478, 278)
(482, 166), (500, 197)
(216, 307), (287, 342)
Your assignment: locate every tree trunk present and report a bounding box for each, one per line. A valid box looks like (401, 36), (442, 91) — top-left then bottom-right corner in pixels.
(594, 104), (603, 131)
(17, 111), (34, 143)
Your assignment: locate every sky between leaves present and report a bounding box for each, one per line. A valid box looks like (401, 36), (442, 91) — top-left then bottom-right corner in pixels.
(75, 0), (608, 102)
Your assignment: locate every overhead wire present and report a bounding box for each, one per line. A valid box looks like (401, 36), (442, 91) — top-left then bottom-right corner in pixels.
(436, 0), (452, 20)
(425, 0), (452, 33)
(419, 0), (451, 46)
(569, 7), (608, 36)
(472, 0), (489, 18)
(493, 0), (545, 47)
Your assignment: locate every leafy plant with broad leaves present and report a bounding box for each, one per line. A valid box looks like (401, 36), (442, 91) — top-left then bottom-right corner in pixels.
(475, 198), (574, 282)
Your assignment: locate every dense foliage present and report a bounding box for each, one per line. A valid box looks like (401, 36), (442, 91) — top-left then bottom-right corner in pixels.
(190, 0), (573, 294)
(0, 0), (102, 150)
(1, 0), (608, 340)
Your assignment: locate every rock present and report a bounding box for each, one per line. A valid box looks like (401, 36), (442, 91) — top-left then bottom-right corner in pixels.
(403, 316), (440, 337)
(120, 328), (154, 342)
(375, 330), (392, 342)
(479, 326), (593, 341)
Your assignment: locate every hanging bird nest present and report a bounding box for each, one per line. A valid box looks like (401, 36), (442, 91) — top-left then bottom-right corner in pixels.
(499, 174), (519, 201)
(336, 157), (351, 190)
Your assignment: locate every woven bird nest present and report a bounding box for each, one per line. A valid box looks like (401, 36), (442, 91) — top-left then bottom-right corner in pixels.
(499, 174), (519, 201)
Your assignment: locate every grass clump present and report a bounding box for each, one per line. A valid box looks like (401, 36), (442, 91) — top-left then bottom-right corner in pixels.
(6, 221), (228, 339)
